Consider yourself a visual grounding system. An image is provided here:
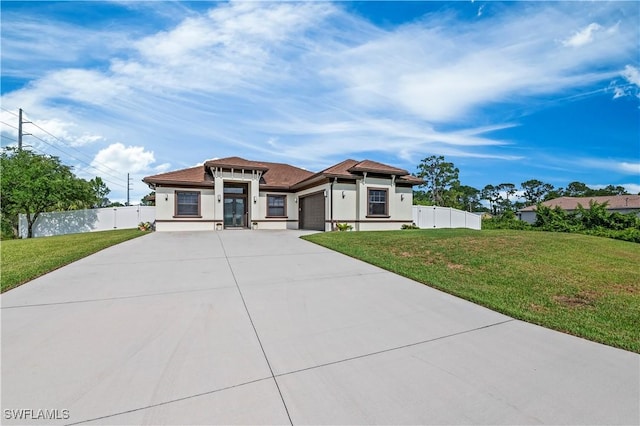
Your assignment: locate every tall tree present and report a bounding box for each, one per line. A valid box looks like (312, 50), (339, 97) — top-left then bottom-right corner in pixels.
(594, 185), (628, 196)
(564, 181), (590, 197)
(481, 184), (502, 215)
(90, 177), (111, 208)
(1, 148), (94, 238)
(415, 155), (460, 207)
(496, 183), (517, 212)
(521, 179), (554, 205)
(450, 184), (481, 212)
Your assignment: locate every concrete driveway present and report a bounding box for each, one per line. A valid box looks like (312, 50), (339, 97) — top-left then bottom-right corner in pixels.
(1, 230), (638, 425)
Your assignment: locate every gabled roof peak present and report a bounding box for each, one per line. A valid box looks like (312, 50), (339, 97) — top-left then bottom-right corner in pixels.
(349, 160), (409, 176)
(205, 157), (269, 171)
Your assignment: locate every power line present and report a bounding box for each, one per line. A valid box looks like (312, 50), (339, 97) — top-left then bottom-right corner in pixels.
(0, 106), (19, 117)
(13, 109), (128, 187)
(27, 118), (123, 177)
(0, 120), (19, 130)
(26, 132), (128, 190)
(1, 134), (18, 142)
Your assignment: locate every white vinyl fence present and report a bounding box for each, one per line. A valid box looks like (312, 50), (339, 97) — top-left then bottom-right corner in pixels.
(412, 206), (481, 230)
(19, 206), (156, 238)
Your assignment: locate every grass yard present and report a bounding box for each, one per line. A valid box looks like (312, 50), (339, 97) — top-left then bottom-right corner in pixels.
(1, 229), (148, 293)
(303, 229), (640, 353)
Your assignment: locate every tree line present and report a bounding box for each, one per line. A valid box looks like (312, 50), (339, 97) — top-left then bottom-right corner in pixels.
(0, 147), (153, 239)
(413, 155), (633, 213)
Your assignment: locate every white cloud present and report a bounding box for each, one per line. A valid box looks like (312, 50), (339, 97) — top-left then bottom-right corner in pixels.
(1, 1), (637, 182)
(611, 65), (640, 99)
(622, 65), (640, 86)
(154, 163), (172, 173)
(618, 162), (640, 174)
(562, 23), (602, 47)
(579, 159), (640, 175)
(325, 8), (634, 124)
(622, 183), (640, 194)
(29, 117), (103, 147)
(92, 143), (156, 174)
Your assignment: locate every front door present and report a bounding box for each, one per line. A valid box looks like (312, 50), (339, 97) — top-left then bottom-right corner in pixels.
(224, 198), (246, 228)
(223, 183), (248, 228)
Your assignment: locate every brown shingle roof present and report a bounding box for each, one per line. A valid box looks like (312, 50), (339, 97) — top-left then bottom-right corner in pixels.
(143, 157), (422, 190)
(205, 157), (269, 171)
(259, 161), (314, 189)
(142, 166), (212, 187)
(321, 159), (360, 177)
(397, 175), (423, 185)
(349, 160), (409, 176)
(520, 195), (640, 211)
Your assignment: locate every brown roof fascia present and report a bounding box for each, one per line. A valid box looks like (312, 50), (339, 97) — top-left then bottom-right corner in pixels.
(142, 165), (211, 188)
(397, 175), (423, 185)
(152, 181), (213, 188)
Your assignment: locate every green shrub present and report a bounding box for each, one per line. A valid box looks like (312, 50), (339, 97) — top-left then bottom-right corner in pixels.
(483, 211), (532, 230)
(532, 201), (640, 243)
(336, 223), (353, 232)
(401, 223), (420, 230)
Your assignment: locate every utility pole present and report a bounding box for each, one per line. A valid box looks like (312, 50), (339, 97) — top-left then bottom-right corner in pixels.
(17, 108), (31, 151)
(127, 173), (132, 206)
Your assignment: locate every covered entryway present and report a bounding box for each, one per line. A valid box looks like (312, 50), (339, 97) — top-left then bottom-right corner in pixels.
(299, 192), (325, 231)
(224, 183), (249, 229)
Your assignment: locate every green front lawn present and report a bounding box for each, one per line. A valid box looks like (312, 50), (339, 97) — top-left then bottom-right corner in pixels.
(1, 229), (148, 293)
(303, 229), (640, 353)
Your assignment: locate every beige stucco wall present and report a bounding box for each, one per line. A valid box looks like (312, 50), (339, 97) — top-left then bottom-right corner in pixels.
(154, 187), (215, 221)
(154, 186), (216, 232)
(254, 191), (297, 230)
(152, 175), (414, 232)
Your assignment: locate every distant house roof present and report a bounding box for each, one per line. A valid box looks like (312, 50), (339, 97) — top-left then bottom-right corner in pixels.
(519, 195), (640, 212)
(143, 157), (422, 190)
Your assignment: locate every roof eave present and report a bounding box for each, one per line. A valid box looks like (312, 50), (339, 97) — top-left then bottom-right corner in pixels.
(143, 179), (213, 188)
(204, 161), (269, 172)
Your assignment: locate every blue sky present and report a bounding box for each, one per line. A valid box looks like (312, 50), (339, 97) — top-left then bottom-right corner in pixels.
(1, 1), (639, 204)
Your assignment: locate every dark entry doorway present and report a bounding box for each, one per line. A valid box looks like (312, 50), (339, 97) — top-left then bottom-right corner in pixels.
(224, 183), (248, 228)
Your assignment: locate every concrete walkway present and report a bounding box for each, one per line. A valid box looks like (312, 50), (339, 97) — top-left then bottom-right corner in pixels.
(1, 231), (638, 425)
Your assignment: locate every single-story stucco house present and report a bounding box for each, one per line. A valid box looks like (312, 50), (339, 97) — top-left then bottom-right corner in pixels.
(142, 156), (423, 232)
(518, 195), (640, 224)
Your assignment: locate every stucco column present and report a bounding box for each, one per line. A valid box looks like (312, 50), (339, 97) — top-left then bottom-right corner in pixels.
(250, 179), (260, 222)
(214, 176), (224, 222)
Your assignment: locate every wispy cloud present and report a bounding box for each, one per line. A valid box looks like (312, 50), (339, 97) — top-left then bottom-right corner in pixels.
(579, 159), (640, 176)
(562, 23), (602, 47)
(1, 1), (638, 201)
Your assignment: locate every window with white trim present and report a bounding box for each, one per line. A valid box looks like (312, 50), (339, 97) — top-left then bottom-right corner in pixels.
(368, 188), (388, 216)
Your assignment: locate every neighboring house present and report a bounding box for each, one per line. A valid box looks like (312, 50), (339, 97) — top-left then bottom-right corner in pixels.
(518, 195), (640, 224)
(142, 156), (422, 232)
